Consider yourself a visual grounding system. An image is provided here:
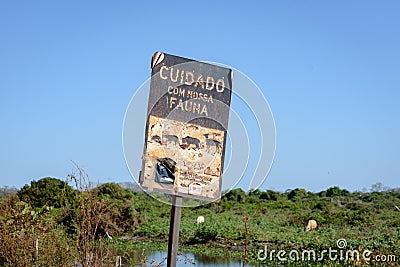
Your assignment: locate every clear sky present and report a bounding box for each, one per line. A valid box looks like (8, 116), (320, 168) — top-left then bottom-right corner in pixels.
(1, 1), (399, 192)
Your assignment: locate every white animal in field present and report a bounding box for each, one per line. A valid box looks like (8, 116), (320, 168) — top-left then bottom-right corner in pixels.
(305, 219), (317, 231)
(196, 216), (204, 224)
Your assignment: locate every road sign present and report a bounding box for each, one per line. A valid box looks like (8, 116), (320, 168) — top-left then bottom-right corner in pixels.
(140, 52), (233, 201)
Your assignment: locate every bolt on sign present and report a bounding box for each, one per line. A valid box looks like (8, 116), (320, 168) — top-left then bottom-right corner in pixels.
(140, 52), (233, 201)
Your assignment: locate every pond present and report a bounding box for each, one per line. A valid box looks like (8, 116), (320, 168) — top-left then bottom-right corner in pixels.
(132, 250), (256, 267)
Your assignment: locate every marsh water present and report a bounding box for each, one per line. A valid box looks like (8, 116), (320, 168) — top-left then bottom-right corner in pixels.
(132, 250), (256, 267)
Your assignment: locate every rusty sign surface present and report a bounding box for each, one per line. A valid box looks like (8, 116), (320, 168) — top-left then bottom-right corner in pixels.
(140, 52), (232, 200)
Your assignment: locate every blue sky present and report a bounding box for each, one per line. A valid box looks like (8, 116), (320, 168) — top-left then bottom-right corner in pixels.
(1, 1), (399, 192)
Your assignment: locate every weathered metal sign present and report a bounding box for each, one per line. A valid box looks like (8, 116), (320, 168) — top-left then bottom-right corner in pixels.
(140, 52), (232, 201)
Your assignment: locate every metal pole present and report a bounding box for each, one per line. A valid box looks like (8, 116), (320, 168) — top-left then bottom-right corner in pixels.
(167, 195), (182, 267)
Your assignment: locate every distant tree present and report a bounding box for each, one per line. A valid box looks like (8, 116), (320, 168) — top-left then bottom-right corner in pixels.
(318, 190), (327, 197)
(246, 189), (263, 203)
(287, 188), (308, 200)
(223, 188), (246, 203)
(371, 182), (383, 192)
(326, 186), (342, 197)
(371, 182), (390, 192)
(248, 189), (263, 197)
(0, 186), (18, 197)
(94, 183), (125, 200)
(362, 187), (368, 193)
(341, 189), (351, 196)
(260, 190), (280, 201)
(17, 177), (77, 208)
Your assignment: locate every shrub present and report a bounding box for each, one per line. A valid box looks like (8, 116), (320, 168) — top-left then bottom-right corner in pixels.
(326, 186), (350, 197)
(260, 190), (280, 201)
(16, 177), (77, 209)
(287, 188), (308, 201)
(94, 183), (125, 200)
(0, 195), (73, 267)
(248, 189), (263, 197)
(189, 222), (220, 244)
(223, 188), (246, 203)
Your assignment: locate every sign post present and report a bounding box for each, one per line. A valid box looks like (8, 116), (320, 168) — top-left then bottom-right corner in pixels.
(166, 195), (182, 267)
(140, 52), (233, 266)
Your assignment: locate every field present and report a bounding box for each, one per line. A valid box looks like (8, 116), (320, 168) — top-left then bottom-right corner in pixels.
(1, 177), (399, 266)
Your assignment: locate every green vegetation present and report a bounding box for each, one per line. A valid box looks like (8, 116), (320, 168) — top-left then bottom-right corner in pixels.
(17, 177), (77, 208)
(1, 177), (399, 266)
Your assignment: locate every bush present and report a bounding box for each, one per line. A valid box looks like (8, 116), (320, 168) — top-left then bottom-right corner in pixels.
(223, 188), (246, 203)
(287, 188), (308, 201)
(388, 217), (400, 227)
(346, 210), (371, 227)
(248, 189), (262, 196)
(260, 190), (280, 201)
(0, 195), (73, 267)
(16, 177), (77, 209)
(189, 222), (220, 244)
(94, 183), (125, 200)
(326, 186), (350, 197)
